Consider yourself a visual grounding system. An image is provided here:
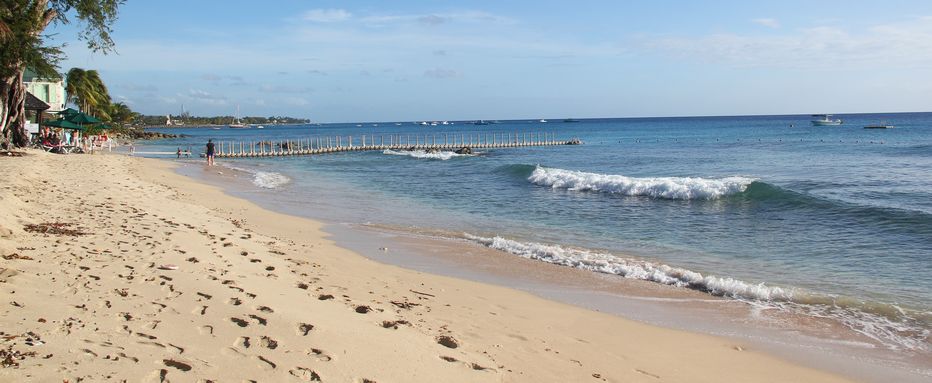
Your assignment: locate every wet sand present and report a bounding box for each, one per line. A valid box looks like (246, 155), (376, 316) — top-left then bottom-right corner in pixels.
(0, 151), (859, 382)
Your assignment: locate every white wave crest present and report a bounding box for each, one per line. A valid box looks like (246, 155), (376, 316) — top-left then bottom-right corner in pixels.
(463, 233), (792, 301)
(383, 149), (470, 160)
(252, 171), (290, 189)
(528, 166), (755, 200)
(464, 233), (930, 352)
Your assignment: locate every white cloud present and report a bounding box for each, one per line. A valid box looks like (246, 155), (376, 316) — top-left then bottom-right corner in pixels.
(183, 89), (228, 106)
(258, 84), (314, 94)
(752, 18), (780, 28)
(424, 68), (459, 79)
(303, 9), (351, 23)
(644, 17), (932, 68)
(359, 11), (515, 26)
(285, 97), (310, 106)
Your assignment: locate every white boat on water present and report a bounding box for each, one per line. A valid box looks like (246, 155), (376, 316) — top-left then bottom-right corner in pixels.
(539, 119), (548, 123)
(811, 114), (842, 126)
(229, 105), (248, 128)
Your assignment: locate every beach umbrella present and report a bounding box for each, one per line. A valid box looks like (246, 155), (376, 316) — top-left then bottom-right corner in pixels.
(41, 119), (85, 131)
(64, 112), (102, 125)
(57, 107), (81, 117)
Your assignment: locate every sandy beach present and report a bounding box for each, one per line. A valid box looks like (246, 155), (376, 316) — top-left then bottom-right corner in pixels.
(0, 151), (853, 382)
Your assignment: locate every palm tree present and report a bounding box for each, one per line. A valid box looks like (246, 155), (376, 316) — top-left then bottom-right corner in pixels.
(0, 21), (10, 41)
(108, 102), (134, 125)
(65, 67), (112, 119)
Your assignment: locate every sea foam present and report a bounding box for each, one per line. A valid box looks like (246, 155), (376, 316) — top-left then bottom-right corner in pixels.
(463, 233), (930, 352)
(252, 171), (290, 189)
(383, 149), (471, 160)
(528, 166), (755, 200)
(463, 234), (792, 301)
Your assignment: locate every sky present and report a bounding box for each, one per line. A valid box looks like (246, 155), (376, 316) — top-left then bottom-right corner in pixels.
(51, 0), (932, 122)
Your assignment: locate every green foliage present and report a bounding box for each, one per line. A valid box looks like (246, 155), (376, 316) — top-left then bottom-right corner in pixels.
(135, 115), (311, 127)
(1, 1), (124, 78)
(65, 67), (111, 119)
(2, 1), (124, 147)
(108, 101), (133, 125)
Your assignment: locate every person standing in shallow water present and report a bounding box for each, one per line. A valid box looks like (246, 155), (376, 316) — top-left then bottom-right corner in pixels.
(205, 139), (215, 166)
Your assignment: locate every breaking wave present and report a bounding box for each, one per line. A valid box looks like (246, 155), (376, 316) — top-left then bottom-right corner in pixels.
(383, 149), (472, 160)
(527, 166), (755, 200)
(463, 233), (930, 352)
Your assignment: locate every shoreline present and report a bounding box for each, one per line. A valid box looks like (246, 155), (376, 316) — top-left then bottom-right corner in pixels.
(0, 151), (872, 381)
(174, 155), (931, 382)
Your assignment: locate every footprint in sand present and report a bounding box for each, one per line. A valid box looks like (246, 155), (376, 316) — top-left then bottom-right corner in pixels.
(254, 355), (277, 370)
(354, 305), (371, 314)
(381, 320), (409, 329)
(248, 314), (267, 326)
(288, 367), (322, 381)
(436, 336), (459, 349)
(297, 323), (314, 336)
(230, 317), (249, 327)
(259, 336), (278, 349)
(307, 348), (332, 362)
(236, 336), (251, 349)
(163, 359), (192, 372)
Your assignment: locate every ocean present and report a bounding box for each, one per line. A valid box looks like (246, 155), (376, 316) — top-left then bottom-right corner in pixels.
(142, 113), (931, 370)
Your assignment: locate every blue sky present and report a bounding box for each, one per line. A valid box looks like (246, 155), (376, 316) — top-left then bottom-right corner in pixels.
(53, 0), (932, 122)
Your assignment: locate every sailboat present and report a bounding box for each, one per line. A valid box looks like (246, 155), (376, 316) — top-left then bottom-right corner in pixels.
(229, 105), (248, 129)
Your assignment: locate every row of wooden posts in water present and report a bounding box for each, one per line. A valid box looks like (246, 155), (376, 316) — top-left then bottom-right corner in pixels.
(214, 131), (580, 158)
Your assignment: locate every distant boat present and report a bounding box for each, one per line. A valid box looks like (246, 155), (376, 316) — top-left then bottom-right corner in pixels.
(864, 122), (894, 129)
(474, 120), (490, 125)
(563, 118), (580, 123)
(229, 104), (248, 128)
(811, 114), (842, 126)
(211, 127), (222, 130)
(539, 119), (548, 123)
(256, 125), (265, 129)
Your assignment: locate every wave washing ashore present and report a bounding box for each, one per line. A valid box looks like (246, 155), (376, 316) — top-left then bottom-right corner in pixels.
(0, 151), (865, 382)
(143, 113), (932, 379)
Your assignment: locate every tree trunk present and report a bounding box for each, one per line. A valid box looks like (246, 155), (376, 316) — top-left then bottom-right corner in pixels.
(1, 70), (28, 149)
(2, 73), (28, 149)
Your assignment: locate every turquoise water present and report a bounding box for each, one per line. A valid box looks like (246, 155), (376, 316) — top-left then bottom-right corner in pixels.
(145, 113), (931, 353)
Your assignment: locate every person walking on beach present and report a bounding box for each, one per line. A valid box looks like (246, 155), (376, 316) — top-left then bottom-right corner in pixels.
(206, 139), (216, 166)
(177, 147), (182, 158)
